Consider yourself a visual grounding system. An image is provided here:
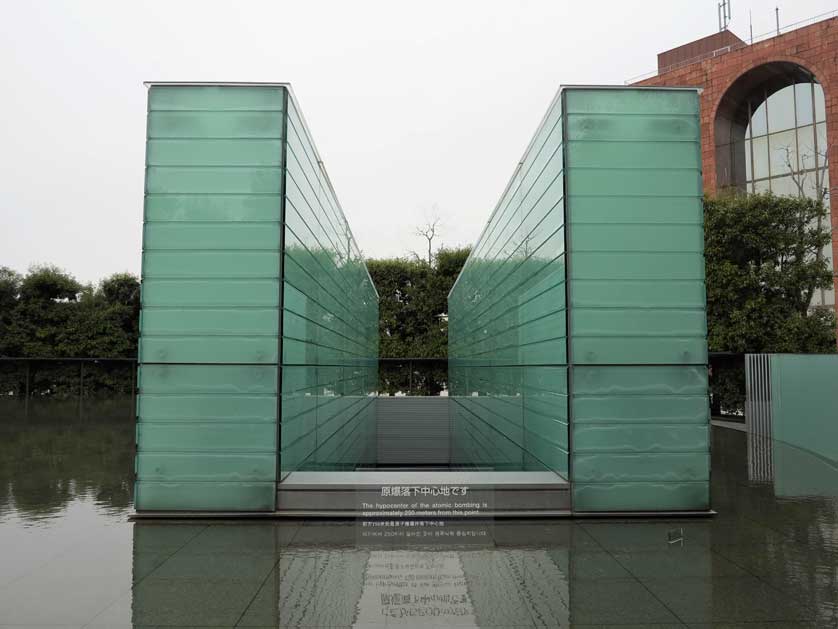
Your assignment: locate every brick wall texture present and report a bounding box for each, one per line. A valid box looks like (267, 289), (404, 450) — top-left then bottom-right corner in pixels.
(635, 17), (838, 311)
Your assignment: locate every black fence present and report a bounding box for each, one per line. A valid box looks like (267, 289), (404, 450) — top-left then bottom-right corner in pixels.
(1, 354), (741, 416)
(0, 358), (136, 420)
(0, 357), (449, 421)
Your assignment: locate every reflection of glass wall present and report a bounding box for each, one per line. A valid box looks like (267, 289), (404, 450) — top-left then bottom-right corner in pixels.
(736, 81), (833, 307)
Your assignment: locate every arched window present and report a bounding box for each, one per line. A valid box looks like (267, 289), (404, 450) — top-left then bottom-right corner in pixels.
(742, 81), (828, 199)
(715, 63), (833, 309)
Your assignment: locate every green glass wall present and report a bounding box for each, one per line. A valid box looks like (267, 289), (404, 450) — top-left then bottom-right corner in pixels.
(279, 96), (378, 479)
(136, 84), (378, 512)
(136, 85), (284, 511)
(448, 91), (569, 475)
(449, 86), (710, 512)
(770, 354), (838, 463)
(566, 88), (709, 512)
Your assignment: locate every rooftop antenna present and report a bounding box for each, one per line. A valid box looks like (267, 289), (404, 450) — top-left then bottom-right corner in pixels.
(718, 0), (732, 31)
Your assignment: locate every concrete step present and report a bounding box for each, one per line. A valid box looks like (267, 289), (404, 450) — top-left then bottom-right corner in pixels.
(277, 470), (571, 517)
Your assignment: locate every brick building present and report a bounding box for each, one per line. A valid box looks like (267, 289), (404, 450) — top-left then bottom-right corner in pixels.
(636, 16), (838, 312)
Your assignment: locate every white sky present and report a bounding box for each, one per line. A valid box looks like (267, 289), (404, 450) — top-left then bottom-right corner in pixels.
(1, 0), (836, 283)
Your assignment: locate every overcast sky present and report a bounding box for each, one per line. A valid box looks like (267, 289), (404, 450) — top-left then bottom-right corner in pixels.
(2, 0), (836, 283)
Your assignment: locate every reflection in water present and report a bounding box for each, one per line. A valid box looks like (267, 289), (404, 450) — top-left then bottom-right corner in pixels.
(1, 417), (838, 626)
(129, 522), (576, 627)
(0, 416), (133, 524)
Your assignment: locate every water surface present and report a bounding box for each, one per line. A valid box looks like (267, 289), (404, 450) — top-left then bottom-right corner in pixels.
(1, 416), (837, 627)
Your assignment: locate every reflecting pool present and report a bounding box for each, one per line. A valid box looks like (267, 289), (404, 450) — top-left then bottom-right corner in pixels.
(1, 417), (837, 627)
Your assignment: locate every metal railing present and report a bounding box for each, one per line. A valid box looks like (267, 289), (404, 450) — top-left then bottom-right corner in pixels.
(625, 9), (838, 84)
(378, 358), (448, 396)
(744, 353), (775, 482)
(0, 356), (448, 422)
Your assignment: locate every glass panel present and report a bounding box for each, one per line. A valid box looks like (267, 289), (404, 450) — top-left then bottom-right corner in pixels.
(795, 83), (814, 126)
(821, 278), (835, 311)
(283, 101), (379, 429)
(815, 83), (826, 122)
(752, 135), (769, 180)
(137, 85), (286, 513)
(770, 175), (799, 197)
(754, 178), (771, 193)
(797, 124), (817, 171)
(452, 86), (710, 514)
(767, 85), (796, 133)
(769, 129), (797, 176)
(817, 122), (828, 159)
(449, 88), (569, 477)
(749, 100), (768, 137)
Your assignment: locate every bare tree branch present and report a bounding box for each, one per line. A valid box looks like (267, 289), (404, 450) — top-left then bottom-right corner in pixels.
(415, 214), (442, 266)
(777, 140), (832, 309)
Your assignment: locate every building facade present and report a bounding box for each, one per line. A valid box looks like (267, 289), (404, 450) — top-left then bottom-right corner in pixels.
(636, 16), (838, 311)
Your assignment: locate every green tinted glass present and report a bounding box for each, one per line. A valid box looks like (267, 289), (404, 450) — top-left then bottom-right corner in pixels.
(136, 85), (286, 512)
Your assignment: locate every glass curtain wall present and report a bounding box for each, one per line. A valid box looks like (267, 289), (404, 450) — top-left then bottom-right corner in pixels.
(135, 84), (379, 512)
(564, 88), (709, 512)
(136, 85), (285, 512)
(448, 94), (569, 476)
(278, 96), (379, 480)
(449, 87), (710, 512)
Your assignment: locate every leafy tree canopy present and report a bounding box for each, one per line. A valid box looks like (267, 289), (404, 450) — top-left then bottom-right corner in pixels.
(0, 266), (140, 358)
(367, 246), (470, 359)
(705, 193), (836, 354)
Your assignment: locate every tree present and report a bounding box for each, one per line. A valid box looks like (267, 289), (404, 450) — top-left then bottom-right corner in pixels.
(2, 265), (83, 358)
(777, 139), (831, 291)
(368, 246), (471, 359)
(367, 246), (471, 393)
(65, 273), (141, 358)
(0, 267), (141, 359)
(0, 267), (21, 311)
(415, 215), (441, 266)
(705, 192), (836, 411)
(705, 192), (835, 352)
(0, 267), (22, 355)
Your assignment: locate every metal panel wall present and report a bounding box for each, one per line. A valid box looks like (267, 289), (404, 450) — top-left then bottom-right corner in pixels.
(375, 397), (451, 465)
(279, 96), (379, 479)
(136, 85), (285, 511)
(565, 87), (709, 512)
(448, 92), (569, 475)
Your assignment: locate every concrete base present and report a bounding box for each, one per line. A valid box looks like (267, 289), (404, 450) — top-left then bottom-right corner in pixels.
(276, 470), (571, 518)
